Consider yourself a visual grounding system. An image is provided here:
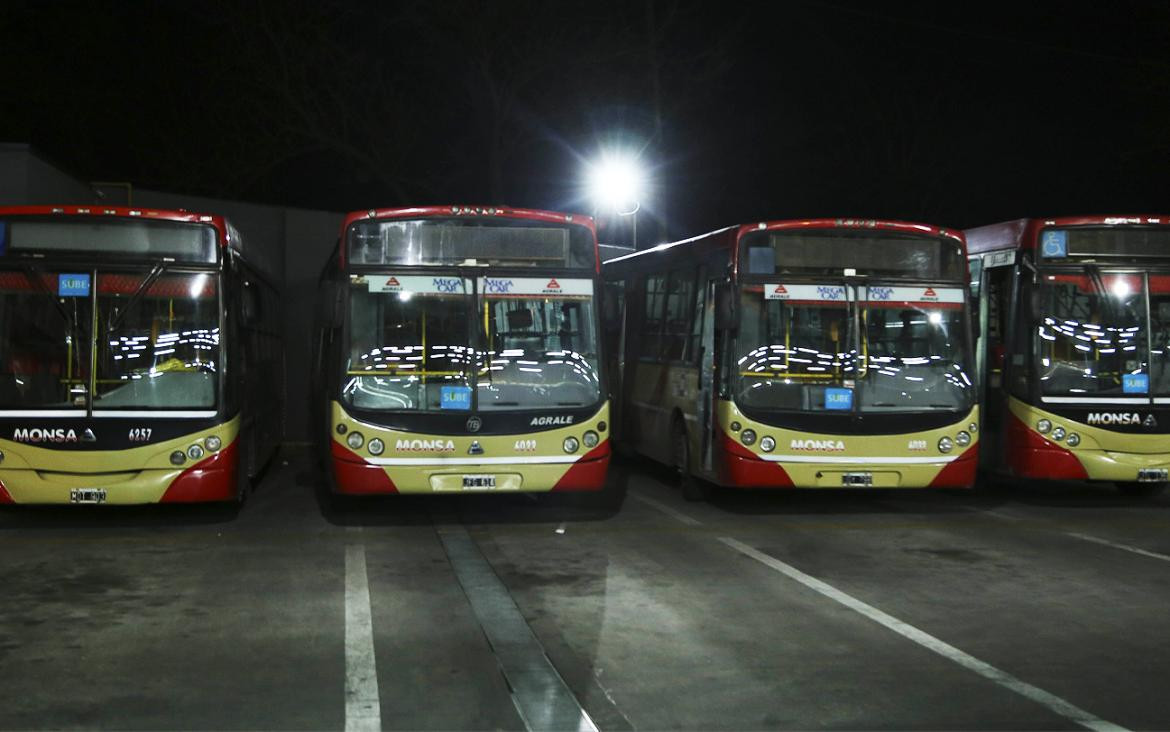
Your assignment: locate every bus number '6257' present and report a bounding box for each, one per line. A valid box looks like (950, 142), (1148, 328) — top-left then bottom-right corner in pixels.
(128, 428), (153, 442)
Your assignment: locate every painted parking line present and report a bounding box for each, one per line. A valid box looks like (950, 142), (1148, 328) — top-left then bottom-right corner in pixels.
(345, 544), (381, 732)
(629, 492), (1126, 732)
(1063, 532), (1170, 564)
(437, 524), (598, 732)
(629, 491), (703, 526)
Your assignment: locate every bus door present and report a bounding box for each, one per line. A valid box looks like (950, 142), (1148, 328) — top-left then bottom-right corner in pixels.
(979, 251), (1018, 471)
(699, 275), (719, 473)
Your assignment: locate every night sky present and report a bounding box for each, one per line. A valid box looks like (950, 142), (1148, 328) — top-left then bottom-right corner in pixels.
(3, 1), (1168, 244)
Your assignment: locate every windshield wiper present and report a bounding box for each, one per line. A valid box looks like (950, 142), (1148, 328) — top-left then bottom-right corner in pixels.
(106, 263), (166, 334)
(22, 264), (77, 327)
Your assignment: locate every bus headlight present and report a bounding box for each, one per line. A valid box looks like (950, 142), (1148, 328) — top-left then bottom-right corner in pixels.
(187, 444), (205, 461)
(730, 421), (742, 432)
(969, 422), (978, 433)
(955, 431), (971, 447)
(938, 436), (954, 453)
(741, 429), (757, 446)
(347, 431), (364, 450)
(170, 450), (186, 466)
(367, 438), (385, 456)
(1066, 432), (1081, 447)
(205, 435), (222, 452)
(1051, 427), (1066, 441)
(759, 436), (776, 452)
(583, 431), (599, 448)
(1036, 419), (1052, 434)
(563, 437), (579, 453)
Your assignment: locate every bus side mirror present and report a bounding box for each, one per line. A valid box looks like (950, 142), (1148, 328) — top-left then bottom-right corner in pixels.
(715, 283), (737, 332)
(319, 282), (344, 329)
(242, 282), (261, 326)
(603, 286), (620, 326)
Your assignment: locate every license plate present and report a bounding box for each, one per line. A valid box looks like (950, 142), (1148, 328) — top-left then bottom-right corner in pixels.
(70, 488), (107, 504)
(841, 472), (874, 487)
(461, 474), (496, 490)
(1138, 468), (1168, 483)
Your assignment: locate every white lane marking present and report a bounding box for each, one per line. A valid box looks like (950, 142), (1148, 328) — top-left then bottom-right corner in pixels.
(629, 491), (703, 526)
(962, 506), (1026, 522)
(1064, 532), (1170, 564)
(719, 537), (1126, 732)
(345, 544), (381, 732)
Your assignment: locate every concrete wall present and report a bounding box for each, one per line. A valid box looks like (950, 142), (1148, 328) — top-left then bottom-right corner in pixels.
(0, 145), (342, 442)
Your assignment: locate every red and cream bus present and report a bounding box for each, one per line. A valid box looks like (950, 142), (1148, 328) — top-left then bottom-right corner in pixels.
(0, 206), (282, 504)
(313, 206), (611, 496)
(966, 215), (1170, 495)
(604, 219), (978, 499)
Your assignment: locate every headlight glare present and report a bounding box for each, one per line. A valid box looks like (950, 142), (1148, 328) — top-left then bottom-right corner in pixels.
(955, 431), (971, 447)
(741, 429), (757, 446)
(170, 450), (186, 466)
(938, 436), (954, 453)
(1037, 419), (1052, 434)
(1066, 432), (1081, 447)
(759, 436), (776, 452)
(563, 437), (579, 453)
(368, 438), (384, 456)
(346, 431), (364, 450)
(583, 431), (599, 448)
(205, 435), (222, 452)
(969, 422), (978, 433)
(187, 444), (205, 460)
(1051, 427), (1066, 441)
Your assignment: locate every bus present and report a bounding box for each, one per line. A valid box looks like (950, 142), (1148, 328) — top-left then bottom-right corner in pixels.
(0, 206), (282, 505)
(603, 219), (978, 499)
(313, 205), (611, 496)
(966, 215), (1170, 496)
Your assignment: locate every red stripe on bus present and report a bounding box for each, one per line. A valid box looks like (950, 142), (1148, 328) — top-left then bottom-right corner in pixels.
(159, 440), (238, 503)
(1004, 412), (1088, 480)
(0, 479), (13, 504)
(719, 431), (795, 488)
(551, 440), (611, 492)
(330, 440), (398, 494)
(928, 443), (978, 488)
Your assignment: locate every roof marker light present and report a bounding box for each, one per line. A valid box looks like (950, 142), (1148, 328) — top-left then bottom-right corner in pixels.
(451, 206), (460, 213)
(104, 209), (116, 215)
(52, 207), (64, 213)
(129, 210), (141, 216)
(199, 215), (212, 222)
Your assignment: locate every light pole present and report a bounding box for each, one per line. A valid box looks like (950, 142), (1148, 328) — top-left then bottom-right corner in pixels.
(586, 153), (643, 249)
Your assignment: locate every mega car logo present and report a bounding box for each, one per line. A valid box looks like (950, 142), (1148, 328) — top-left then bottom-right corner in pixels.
(14, 427), (81, 443)
(395, 439), (455, 452)
(1086, 412), (1143, 426)
(789, 438), (845, 452)
(483, 278), (514, 294)
(531, 415), (573, 426)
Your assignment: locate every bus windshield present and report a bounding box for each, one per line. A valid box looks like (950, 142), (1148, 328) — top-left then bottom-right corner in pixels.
(1037, 269), (1170, 398)
(342, 274), (601, 412)
(0, 269), (219, 412)
(478, 277), (600, 410)
(94, 271), (220, 410)
(735, 283), (974, 413)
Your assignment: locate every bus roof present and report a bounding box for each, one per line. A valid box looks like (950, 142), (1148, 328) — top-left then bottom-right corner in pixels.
(605, 218), (963, 268)
(0, 205), (229, 241)
(340, 205), (595, 235)
(965, 215), (1170, 255)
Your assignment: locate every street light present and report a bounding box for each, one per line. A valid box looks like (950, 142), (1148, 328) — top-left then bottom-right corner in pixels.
(587, 152), (643, 248)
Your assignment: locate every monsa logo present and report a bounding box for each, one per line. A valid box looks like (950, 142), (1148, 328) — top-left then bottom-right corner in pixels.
(531, 415), (573, 426)
(14, 427), (79, 443)
(790, 439), (845, 452)
(1086, 412), (1142, 426)
(483, 278), (514, 294)
(395, 439), (455, 452)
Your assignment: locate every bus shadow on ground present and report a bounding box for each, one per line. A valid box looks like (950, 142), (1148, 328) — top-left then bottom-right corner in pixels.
(967, 476), (1170, 510)
(0, 502), (241, 531)
(306, 460), (630, 528)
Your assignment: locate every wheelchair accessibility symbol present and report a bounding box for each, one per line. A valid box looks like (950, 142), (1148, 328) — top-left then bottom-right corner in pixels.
(1041, 230), (1067, 258)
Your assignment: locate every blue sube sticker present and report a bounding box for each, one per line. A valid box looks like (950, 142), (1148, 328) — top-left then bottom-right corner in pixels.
(0, 221), (7, 255)
(825, 387), (853, 410)
(58, 273), (90, 297)
(1041, 230), (1068, 258)
(1123, 373), (1149, 394)
(440, 385), (472, 410)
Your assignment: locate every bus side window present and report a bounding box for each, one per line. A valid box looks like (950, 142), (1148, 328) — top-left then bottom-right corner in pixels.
(687, 265), (707, 364)
(642, 273), (667, 361)
(1008, 270), (1032, 398)
(662, 267), (695, 362)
